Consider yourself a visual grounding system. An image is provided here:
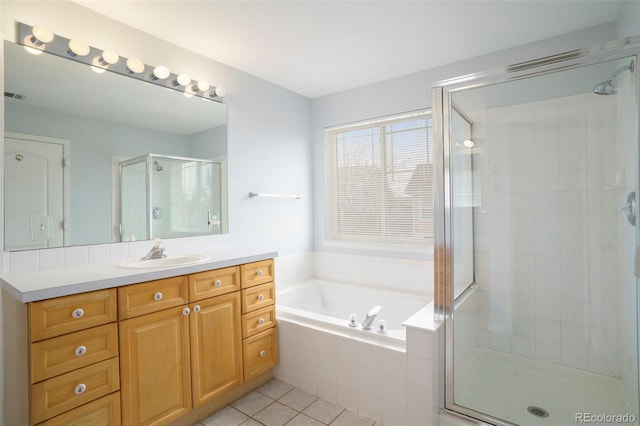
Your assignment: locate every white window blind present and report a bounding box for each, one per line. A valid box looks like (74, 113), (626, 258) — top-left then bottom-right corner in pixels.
(325, 110), (433, 246)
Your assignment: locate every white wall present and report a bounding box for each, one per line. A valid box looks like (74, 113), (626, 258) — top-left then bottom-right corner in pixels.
(311, 22), (619, 259)
(618, 0), (640, 39)
(1, 0), (314, 257)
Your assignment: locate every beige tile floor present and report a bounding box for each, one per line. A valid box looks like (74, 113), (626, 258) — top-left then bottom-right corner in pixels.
(194, 379), (381, 426)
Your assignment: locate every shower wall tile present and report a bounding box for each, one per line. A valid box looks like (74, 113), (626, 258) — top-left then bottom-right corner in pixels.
(468, 92), (620, 377)
(512, 336), (535, 358)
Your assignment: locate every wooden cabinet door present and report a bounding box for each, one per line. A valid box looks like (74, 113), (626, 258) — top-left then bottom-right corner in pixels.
(119, 307), (192, 426)
(190, 292), (243, 407)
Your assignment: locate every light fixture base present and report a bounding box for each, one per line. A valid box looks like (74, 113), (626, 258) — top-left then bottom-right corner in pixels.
(16, 22), (226, 102)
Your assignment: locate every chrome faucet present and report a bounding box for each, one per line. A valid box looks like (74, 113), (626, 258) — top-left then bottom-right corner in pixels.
(361, 305), (383, 330)
(141, 238), (166, 260)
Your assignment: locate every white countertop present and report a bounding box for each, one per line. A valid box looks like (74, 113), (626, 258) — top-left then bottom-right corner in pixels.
(0, 247), (278, 303)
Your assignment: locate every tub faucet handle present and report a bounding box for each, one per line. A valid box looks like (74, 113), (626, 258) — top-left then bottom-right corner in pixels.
(348, 314), (358, 327)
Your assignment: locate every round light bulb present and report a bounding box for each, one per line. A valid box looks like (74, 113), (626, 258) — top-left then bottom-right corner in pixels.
(126, 57), (145, 74)
(213, 86), (226, 97)
(99, 49), (119, 66)
(152, 65), (170, 80)
(173, 73), (191, 87)
(24, 46), (44, 55)
(196, 80), (210, 92)
(68, 39), (90, 57)
(31, 25), (54, 45)
(463, 139), (474, 148)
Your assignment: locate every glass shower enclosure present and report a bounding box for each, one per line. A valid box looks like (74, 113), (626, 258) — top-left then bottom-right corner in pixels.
(433, 38), (640, 425)
(119, 154), (224, 242)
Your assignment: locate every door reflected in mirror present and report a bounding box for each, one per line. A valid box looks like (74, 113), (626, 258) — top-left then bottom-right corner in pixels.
(3, 40), (228, 251)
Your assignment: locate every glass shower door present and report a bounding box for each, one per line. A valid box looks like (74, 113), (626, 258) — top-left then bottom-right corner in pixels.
(150, 156), (222, 239)
(436, 53), (640, 425)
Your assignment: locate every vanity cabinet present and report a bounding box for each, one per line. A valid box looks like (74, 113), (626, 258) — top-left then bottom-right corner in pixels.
(7, 257), (277, 426)
(190, 291), (243, 406)
(28, 289), (120, 425)
(119, 261), (270, 426)
(119, 305), (192, 425)
(240, 261), (278, 381)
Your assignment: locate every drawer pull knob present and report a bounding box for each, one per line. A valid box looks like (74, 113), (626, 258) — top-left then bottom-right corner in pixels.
(193, 305), (201, 313)
(259, 350), (266, 358)
(154, 292), (163, 301)
(214, 279), (222, 287)
(258, 318), (265, 325)
(74, 383), (87, 395)
(72, 308), (84, 319)
(183, 307), (191, 316)
(257, 270), (264, 277)
(257, 294), (264, 301)
(75, 345), (87, 356)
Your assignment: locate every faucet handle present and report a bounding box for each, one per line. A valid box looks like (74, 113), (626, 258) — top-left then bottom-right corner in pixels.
(152, 238), (163, 248)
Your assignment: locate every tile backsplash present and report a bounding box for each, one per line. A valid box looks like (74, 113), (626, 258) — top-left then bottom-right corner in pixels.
(3, 234), (230, 274)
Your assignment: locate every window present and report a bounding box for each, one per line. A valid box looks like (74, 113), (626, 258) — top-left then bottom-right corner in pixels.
(325, 110), (433, 247)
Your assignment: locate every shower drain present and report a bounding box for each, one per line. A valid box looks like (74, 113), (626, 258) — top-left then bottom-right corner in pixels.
(527, 406), (549, 418)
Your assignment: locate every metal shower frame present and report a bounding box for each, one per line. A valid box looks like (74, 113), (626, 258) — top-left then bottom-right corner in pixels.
(432, 35), (640, 426)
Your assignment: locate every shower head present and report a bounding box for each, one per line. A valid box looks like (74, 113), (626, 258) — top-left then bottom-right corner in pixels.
(153, 160), (163, 171)
(593, 60), (635, 95)
(593, 78), (617, 96)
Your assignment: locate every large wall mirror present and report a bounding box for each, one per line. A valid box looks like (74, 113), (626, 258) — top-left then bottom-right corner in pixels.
(4, 40), (228, 251)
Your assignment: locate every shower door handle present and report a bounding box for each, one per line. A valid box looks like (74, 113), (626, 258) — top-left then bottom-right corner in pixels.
(622, 191), (637, 226)
(636, 245), (640, 280)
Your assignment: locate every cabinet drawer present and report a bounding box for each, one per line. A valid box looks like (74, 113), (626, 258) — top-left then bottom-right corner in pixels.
(31, 323), (119, 383)
(189, 266), (240, 301)
(118, 275), (188, 319)
(242, 305), (276, 338)
(37, 392), (121, 426)
(240, 259), (274, 288)
(243, 328), (278, 381)
(29, 289), (117, 342)
(31, 357), (120, 424)
(241, 282), (275, 314)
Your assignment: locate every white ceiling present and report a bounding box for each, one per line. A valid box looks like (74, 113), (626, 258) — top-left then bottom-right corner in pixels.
(76, 1), (625, 99)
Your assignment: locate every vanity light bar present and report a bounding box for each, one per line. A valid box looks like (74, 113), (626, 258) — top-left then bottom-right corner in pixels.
(17, 22), (225, 102)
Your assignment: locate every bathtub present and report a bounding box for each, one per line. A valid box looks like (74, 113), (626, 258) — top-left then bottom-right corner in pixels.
(276, 279), (430, 346)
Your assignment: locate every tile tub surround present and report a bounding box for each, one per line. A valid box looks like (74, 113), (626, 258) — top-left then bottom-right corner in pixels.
(274, 306), (441, 426)
(313, 251), (434, 296)
(198, 379), (379, 426)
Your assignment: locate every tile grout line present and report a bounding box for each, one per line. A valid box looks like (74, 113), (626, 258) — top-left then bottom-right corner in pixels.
(199, 380), (379, 426)
(326, 407), (346, 425)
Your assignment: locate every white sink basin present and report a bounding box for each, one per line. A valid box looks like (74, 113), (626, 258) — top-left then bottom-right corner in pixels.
(118, 254), (210, 269)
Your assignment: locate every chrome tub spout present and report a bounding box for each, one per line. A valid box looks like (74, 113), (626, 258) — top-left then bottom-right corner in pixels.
(361, 305), (383, 330)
